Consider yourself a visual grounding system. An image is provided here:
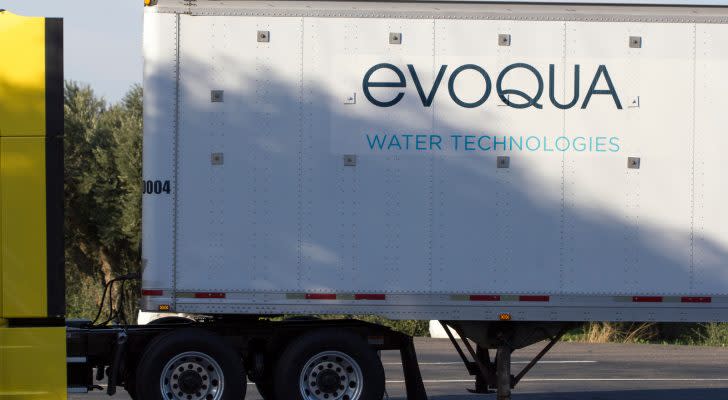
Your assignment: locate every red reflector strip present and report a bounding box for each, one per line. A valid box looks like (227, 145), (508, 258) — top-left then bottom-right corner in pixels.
(519, 295), (549, 302)
(469, 295), (501, 302)
(305, 293), (337, 300)
(632, 296), (663, 303)
(681, 296), (711, 303)
(141, 289), (163, 296)
(355, 294), (386, 301)
(194, 292), (225, 299)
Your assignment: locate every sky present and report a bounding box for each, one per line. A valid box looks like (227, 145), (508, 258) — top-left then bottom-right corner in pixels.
(5, 1), (143, 103)
(4, 0), (728, 103)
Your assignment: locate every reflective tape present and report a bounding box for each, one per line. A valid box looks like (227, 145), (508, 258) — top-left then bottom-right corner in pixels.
(194, 292), (225, 299)
(305, 293), (337, 300)
(632, 296), (663, 303)
(681, 296), (711, 303)
(469, 295), (501, 301)
(519, 295), (549, 302)
(355, 294), (386, 300)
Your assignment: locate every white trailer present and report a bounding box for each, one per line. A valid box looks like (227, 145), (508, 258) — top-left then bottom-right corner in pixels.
(73, 1), (728, 399)
(143, 0), (728, 323)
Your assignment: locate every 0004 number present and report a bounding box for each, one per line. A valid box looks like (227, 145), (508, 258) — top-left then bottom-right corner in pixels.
(143, 180), (171, 195)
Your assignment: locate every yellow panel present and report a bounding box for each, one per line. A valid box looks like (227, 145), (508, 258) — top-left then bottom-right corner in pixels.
(0, 11), (46, 137)
(0, 140), (2, 318)
(1, 137), (46, 318)
(0, 326), (66, 400)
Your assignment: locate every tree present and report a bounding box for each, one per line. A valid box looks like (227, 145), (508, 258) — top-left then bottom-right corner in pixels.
(64, 82), (142, 322)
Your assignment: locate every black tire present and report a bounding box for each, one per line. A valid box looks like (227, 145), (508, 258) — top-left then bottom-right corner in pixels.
(273, 329), (385, 400)
(134, 328), (246, 400)
(124, 375), (138, 399)
(255, 381), (275, 399)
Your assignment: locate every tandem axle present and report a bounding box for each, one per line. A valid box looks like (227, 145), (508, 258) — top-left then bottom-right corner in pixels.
(67, 316), (574, 400)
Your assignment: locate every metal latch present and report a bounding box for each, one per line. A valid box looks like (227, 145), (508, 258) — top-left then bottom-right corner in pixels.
(628, 157), (641, 169)
(628, 96), (640, 108)
(497, 156), (510, 169)
(211, 90), (224, 103)
(344, 155), (357, 167)
(499, 34), (511, 47)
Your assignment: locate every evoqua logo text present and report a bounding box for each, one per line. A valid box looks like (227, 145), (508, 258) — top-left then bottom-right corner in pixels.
(362, 63), (622, 110)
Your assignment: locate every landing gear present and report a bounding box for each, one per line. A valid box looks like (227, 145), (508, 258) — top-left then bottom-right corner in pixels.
(496, 347), (512, 400)
(440, 321), (574, 400)
(471, 346), (493, 394)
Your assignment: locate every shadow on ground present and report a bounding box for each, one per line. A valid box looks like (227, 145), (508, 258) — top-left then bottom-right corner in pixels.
(422, 388), (728, 400)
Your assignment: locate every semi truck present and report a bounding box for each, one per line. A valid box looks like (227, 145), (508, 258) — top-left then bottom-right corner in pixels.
(2, 0), (728, 399)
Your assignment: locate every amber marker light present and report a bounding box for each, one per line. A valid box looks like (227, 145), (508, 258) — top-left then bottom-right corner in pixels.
(499, 313), (512, 321)
(158, 304), (171, 311)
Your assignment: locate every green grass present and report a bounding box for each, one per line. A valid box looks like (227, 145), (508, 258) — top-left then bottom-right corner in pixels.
(689, 323), (728, 347)
(563, 322), (728, 347)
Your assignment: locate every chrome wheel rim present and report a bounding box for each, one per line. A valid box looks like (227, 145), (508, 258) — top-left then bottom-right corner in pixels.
(160, 351), (224, 400)
(299, 350), (364, 400)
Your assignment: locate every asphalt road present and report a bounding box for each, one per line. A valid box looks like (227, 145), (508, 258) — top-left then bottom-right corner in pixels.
(71, 338), (728, 400)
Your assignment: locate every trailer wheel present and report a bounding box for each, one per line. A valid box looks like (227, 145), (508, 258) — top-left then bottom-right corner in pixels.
(273, 330), (384, 400)
(134, 328), (246, 400)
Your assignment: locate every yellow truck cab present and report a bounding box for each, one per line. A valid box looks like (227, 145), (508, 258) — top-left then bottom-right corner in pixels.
(0, 9), (66, 399)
